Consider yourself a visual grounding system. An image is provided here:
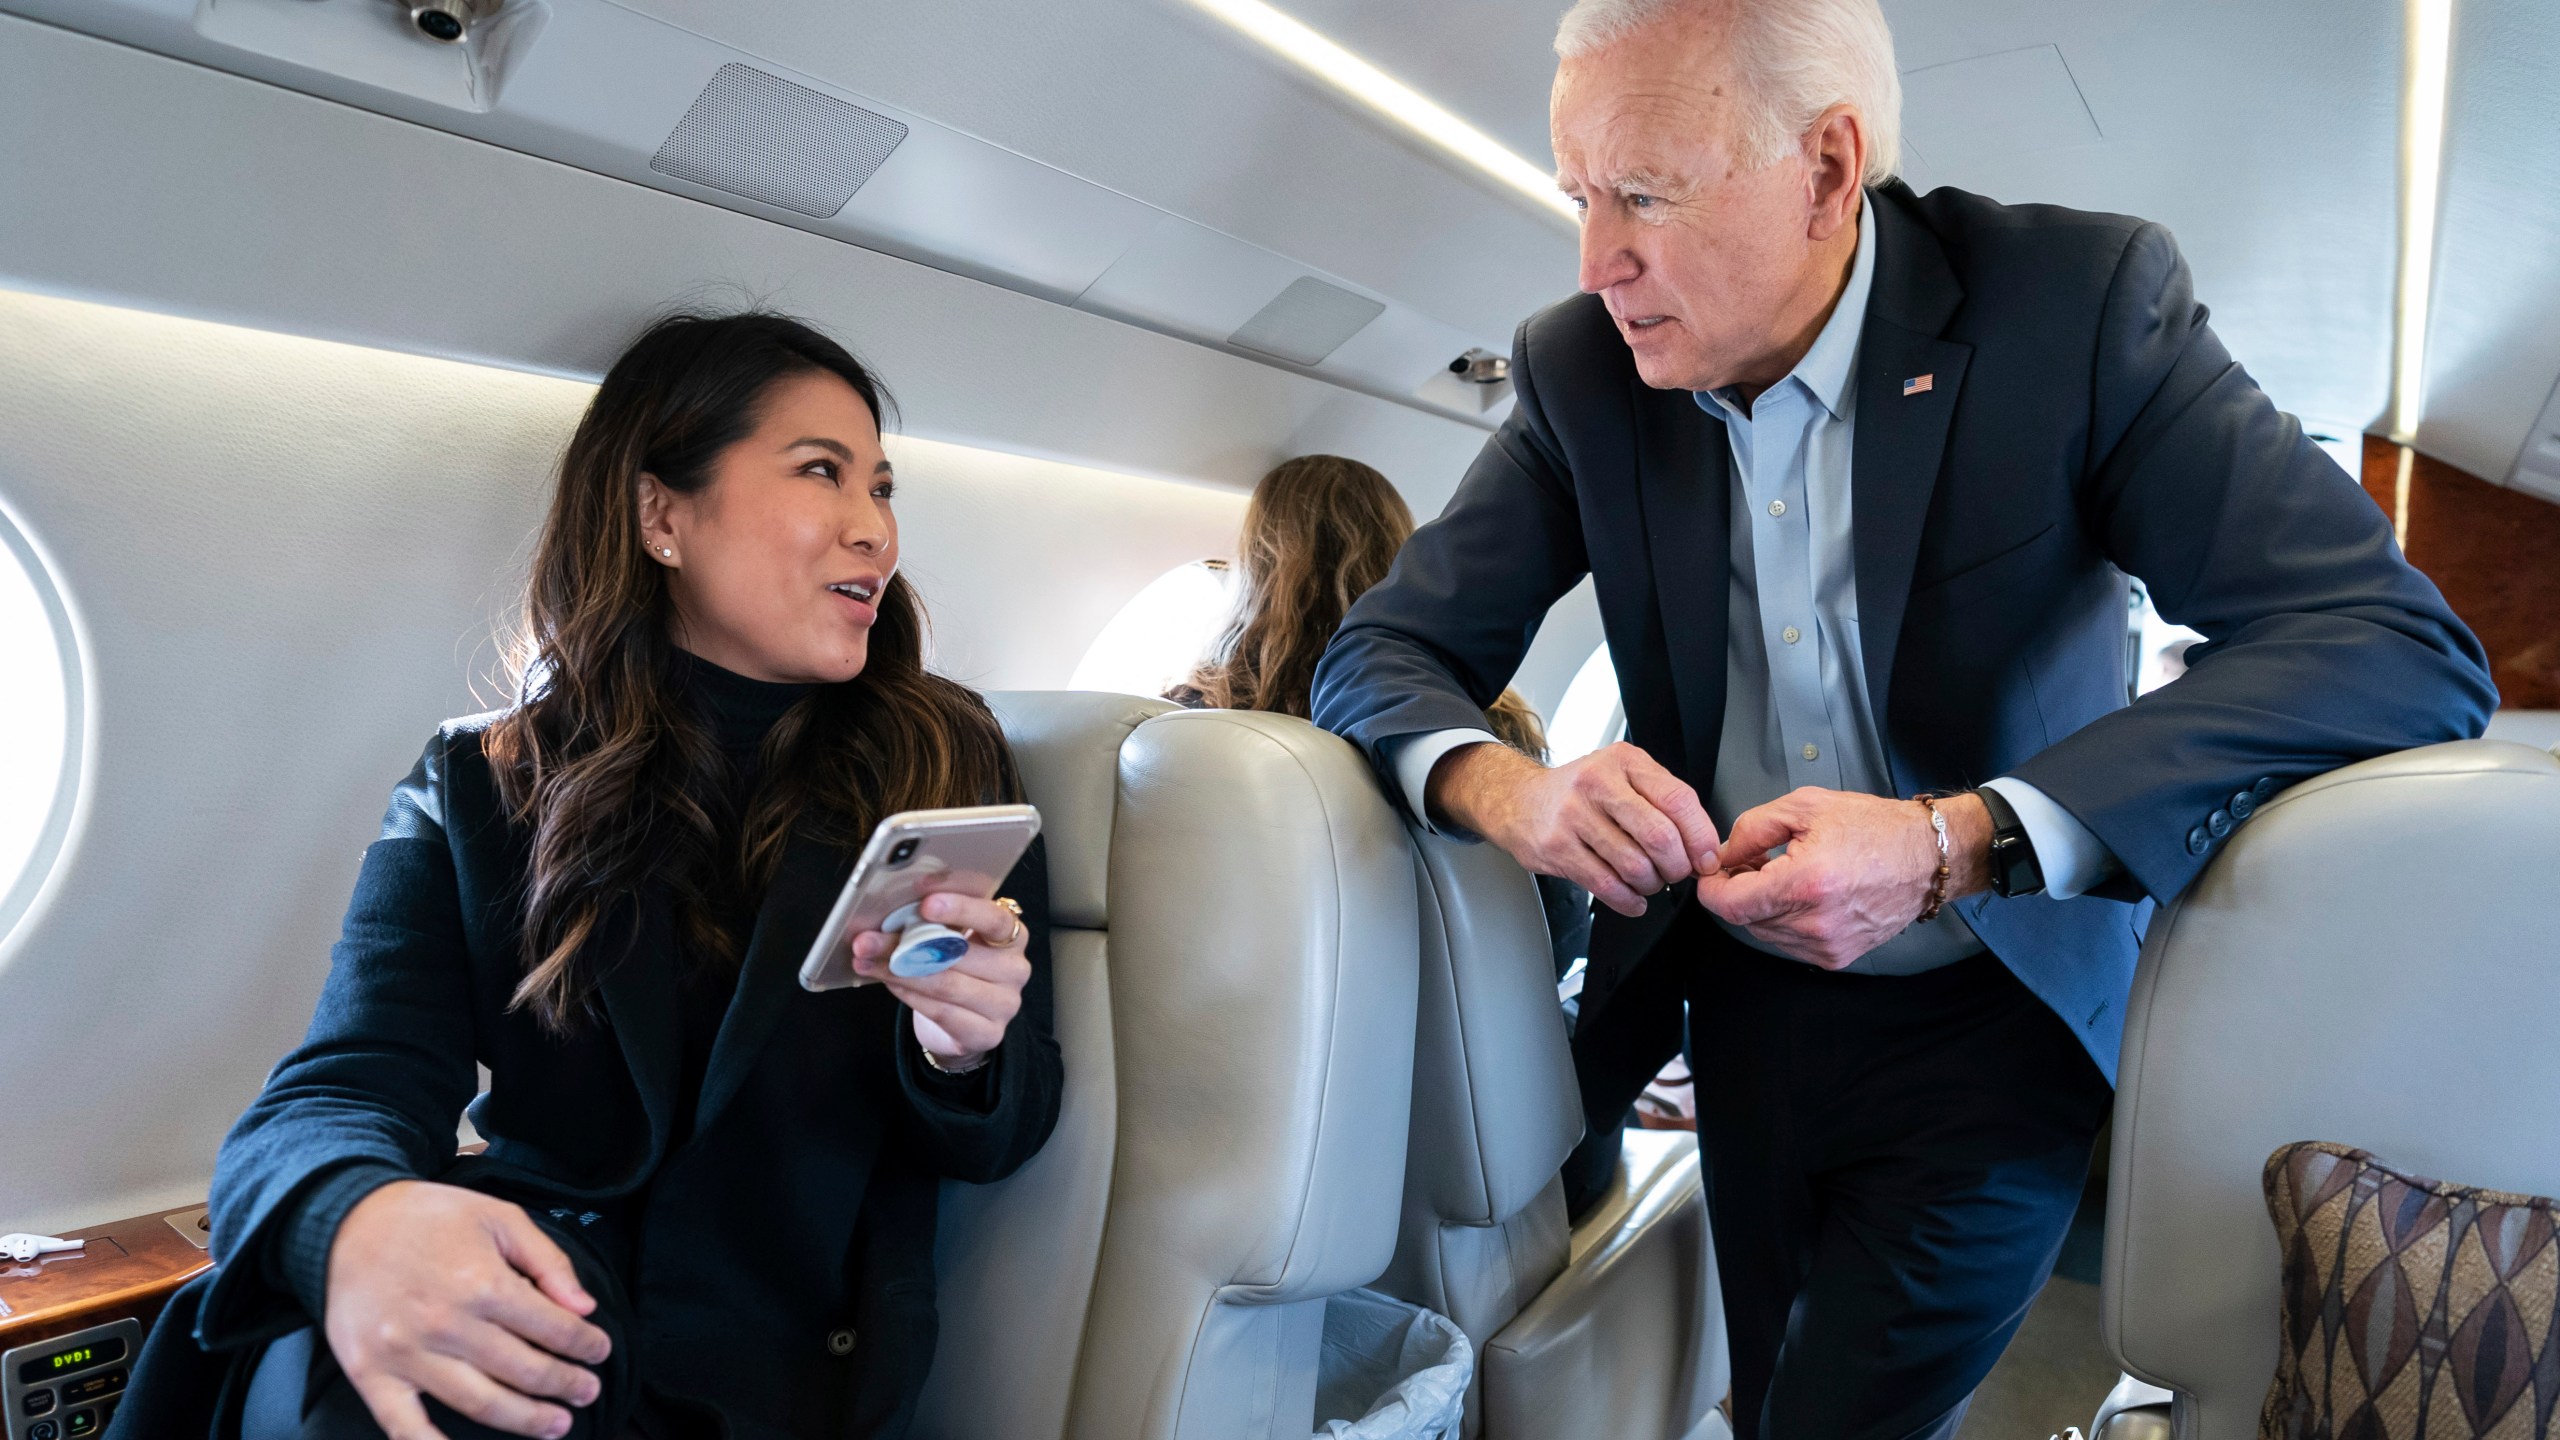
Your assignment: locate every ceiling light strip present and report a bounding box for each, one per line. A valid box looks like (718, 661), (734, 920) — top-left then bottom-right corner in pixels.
(1182, 0), (1578, 226)
(2390, 0), (2454, 442)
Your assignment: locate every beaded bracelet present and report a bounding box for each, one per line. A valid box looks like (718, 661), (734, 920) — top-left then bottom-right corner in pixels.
(1912, 793), (1953, 923)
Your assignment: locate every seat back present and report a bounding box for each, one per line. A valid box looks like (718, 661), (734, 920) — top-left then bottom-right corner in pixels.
(914, 691), (1168, 1440)
(2103, 739), (2560, 1440)
(917, 696), (1421, 1440)
(1375, 829), (1584, 1430)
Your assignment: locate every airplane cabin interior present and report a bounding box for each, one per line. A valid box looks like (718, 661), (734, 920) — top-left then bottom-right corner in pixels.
(0, 1), (2556, 1439)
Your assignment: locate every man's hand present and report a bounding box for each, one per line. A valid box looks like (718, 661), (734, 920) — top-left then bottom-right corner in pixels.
(1695, 788), (1992, 969)
(1427, 740), (1721, 917)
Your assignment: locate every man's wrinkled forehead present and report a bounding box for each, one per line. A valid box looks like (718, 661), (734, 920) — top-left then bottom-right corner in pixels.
(1551, 15), (1742, 173)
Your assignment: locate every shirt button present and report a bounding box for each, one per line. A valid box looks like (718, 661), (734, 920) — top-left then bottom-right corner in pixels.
(1801, 743), (1819, 761)
(2187, 826), (2210, 855)
(2207, 809), (2232, 837)
(1768, 499), (1788, 517)
(1781, 626), (1802, 645)
(826, 1327), (858, 1357)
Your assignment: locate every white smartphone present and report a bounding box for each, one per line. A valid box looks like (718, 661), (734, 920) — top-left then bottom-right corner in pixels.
(797, 803), (1042, 993)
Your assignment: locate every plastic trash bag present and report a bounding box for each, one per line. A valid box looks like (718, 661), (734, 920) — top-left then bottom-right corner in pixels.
(1312, 1288), (1475, 1440)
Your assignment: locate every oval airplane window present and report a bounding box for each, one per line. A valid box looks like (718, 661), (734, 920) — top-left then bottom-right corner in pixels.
(1548, 643), (1625, 765)
(1070, 559), (1236, 699)
(0, 503), (81, 948)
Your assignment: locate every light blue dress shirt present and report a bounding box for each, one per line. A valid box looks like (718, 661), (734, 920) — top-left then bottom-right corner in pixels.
(1392, 200), (2119, 971)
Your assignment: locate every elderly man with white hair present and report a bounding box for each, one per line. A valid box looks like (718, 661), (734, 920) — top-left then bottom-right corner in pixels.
(1314, 0), (2494, 1434)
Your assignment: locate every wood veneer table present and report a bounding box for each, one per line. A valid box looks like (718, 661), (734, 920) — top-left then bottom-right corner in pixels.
(0, 1205), (213, 1353)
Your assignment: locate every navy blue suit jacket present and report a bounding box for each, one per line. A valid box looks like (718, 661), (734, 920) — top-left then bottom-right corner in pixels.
(1313, 181), (2492, 1112)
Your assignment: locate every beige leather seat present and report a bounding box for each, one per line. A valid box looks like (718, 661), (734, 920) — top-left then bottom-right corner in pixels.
(2097, 739), (2560, 1440)
(1378, 827), (1726, 1439)
(914, 694), (1422, 1440)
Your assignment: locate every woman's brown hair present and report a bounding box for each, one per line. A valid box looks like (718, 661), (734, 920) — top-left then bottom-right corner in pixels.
(1179, 455), (1415, 717)
(1482, 691), (1549, 761)
(485, 312), (1011, 1032)
(1178, 454), (1549, 757)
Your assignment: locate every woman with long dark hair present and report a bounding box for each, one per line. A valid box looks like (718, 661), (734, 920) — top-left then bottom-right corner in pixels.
(127, 313), (1062, 1439)
(1173, 455), (1589, 974)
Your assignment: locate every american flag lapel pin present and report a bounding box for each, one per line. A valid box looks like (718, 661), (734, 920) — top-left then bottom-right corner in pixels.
(1903, 373), (1935, 396)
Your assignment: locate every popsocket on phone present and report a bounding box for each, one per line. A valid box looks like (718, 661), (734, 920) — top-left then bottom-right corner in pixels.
(883, 901), (972, 978)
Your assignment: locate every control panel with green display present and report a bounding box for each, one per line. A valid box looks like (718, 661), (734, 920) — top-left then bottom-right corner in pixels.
(1, 1318), (138, 1440)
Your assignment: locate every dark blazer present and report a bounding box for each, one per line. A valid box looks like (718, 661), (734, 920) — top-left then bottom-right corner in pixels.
(1313, 181), (2493, 1166)
(128, 715), (1063, 1439)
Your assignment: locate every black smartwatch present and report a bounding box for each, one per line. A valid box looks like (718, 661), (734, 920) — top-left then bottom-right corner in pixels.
(1973, 785), (2045, 898)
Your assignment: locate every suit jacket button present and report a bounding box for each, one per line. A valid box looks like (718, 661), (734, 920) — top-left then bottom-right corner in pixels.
(826, 1327), (858, 1357)
(2207, 809), (2232, 837)
(2230, 790), (2256, 820)
(2255, 776), (2278, 799)
(2187, 825), (2210, 855)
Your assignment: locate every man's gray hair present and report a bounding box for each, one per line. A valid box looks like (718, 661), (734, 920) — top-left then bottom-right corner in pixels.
(1555, 0), (1902, 185)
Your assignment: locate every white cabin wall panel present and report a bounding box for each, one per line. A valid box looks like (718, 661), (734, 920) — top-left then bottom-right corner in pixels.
(608, 0), (1578, 337)
(4, 0), (1534, 430)
(0, 287), (1239, 1231)
(1317, 304), (1511, 420)
(0, 13), (1489, 500)
(1067, 210), (1495, 410)
(1281, 391), (1491, 519)
(886, 437), (1245, 691)
(2413, 0), (2560, 486)
(1880, 0), (2402, 435)
(0, 293), (578, 1234)
(0, 0), (1173, 307)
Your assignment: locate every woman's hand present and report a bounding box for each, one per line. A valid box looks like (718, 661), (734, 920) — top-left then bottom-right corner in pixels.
(849, 891), (1032, 1068)
(323, 1181), (613, 1440)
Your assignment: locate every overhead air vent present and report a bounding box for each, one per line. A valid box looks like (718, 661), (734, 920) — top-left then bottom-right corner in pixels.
(1227, 277), (1387, 367)
(650, 64), (907, 218)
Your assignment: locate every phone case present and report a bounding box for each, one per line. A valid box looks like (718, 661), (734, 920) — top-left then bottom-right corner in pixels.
(796, 804), (1042, 992)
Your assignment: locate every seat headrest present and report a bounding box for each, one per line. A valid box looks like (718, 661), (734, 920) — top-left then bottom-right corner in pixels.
(2106, 739), (2560, 1440)
(1405, 829), (1582, 1226)
(989, 691), (1176, 929)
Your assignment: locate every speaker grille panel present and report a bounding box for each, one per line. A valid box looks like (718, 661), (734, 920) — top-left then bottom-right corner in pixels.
(651, 64), (907, 218)
(1227, 277), (1386, 367)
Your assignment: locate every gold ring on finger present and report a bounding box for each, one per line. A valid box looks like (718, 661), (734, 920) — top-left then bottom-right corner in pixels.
(992, 895), (1026, 947)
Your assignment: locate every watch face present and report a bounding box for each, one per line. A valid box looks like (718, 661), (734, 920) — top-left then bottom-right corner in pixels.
(1991, 833), (2043, 897)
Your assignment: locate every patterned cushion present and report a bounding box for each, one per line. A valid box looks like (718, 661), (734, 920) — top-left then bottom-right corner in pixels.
(2262, 1142), (2560, 1440)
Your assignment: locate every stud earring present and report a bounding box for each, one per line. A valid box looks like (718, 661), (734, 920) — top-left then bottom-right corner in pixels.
(658, 547), (673, 558)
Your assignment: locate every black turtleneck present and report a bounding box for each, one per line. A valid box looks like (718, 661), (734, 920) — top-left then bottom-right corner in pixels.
(676, 648), (817, 772)
(670, 651), (815, 1144)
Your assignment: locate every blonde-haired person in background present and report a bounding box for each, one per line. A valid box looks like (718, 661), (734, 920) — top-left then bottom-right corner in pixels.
(1172, 455), (1591, 975)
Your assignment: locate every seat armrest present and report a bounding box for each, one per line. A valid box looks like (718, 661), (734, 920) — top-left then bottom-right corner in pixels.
(1478, 1134), (1723, 1440)
(2095, 1406), (2173, 1440)
(2091, 1373), (2174, 1440)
